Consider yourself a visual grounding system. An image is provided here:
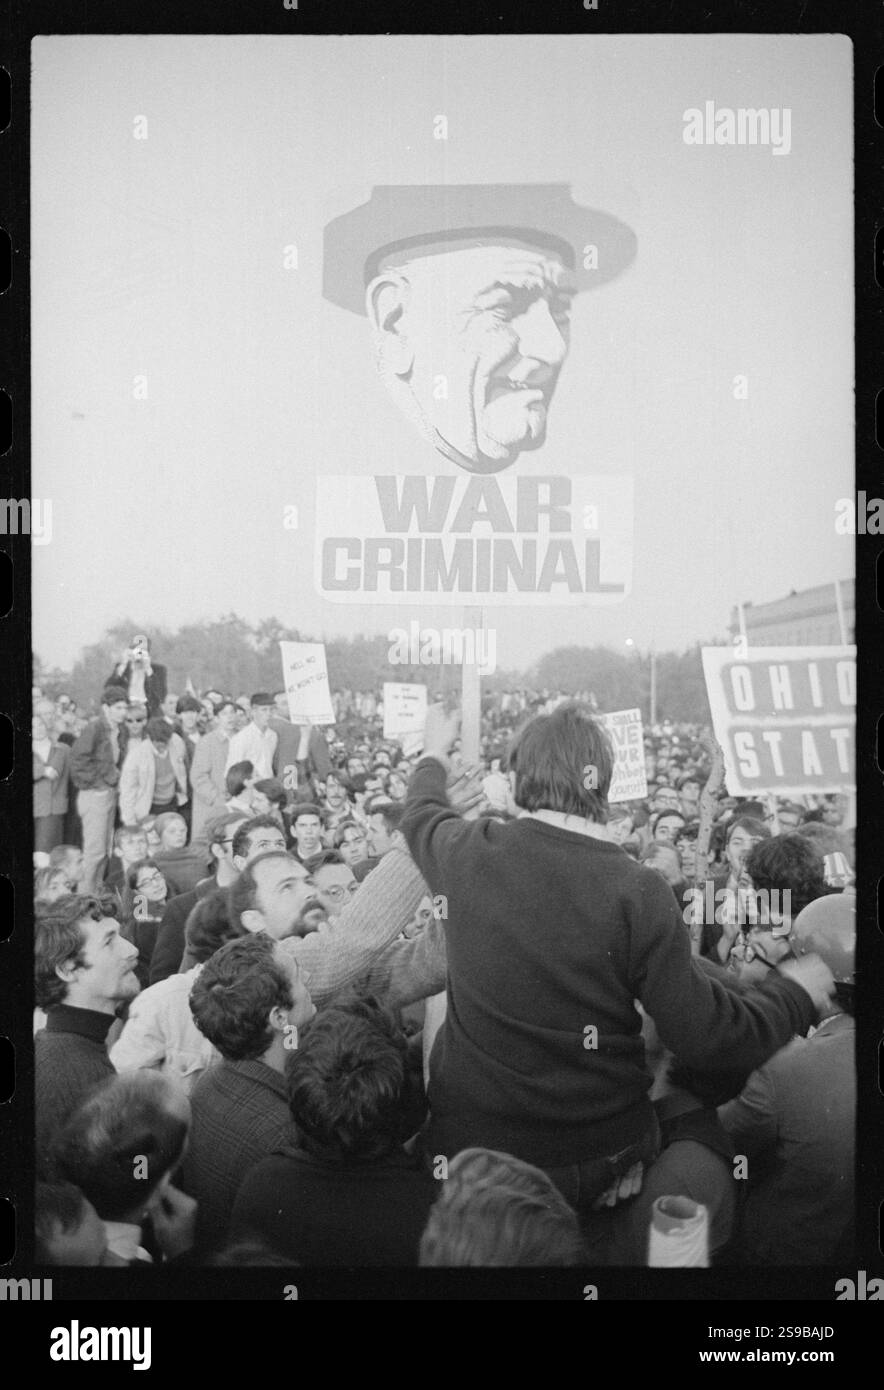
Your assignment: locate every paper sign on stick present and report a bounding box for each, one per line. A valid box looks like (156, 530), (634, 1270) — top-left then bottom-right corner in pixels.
(279, 642), (335, 725)
(383, 682), (428, 740)
(599, 707), (647, 803)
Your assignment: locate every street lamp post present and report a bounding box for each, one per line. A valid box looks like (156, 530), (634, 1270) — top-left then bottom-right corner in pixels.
(625, 638), (657, 727)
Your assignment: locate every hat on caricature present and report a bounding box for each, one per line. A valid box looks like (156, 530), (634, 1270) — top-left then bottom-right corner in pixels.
(323, 184), (638, 314)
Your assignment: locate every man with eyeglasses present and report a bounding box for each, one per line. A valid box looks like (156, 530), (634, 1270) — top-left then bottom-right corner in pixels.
(124, 703), (148, 739)
(650, 784), (681, 815)
(310, 850), (360, 920)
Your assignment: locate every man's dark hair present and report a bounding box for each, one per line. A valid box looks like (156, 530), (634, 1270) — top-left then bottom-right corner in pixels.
(189, 934), (295, 1061)
(641, 842), (680, 867)
(253, 777), (287, 810)
(229, 850), (297, 927)
(49, 1073), (189, 1222)
(726, 815), (771, 845)
(796, 822), (852, 863)
(505, 702), (613, 822)
(207, 810), (249, 851)
(226, 761), (255, 797)
(286, 993), (409, 1163)
(309, 849), (346, 871)
(250, 692), (274, 708)
(176, 695), (202, 715)
(144, 717), (172, 745)
(745, 834), (833, 919)
(677, 773), (701, 792)
(102, 685), (129, 706)
(232, 814), (287, 861)
(183, 889), (242, 963)
(368, 801), (404, 833)
(651, 809), (686, 835)
(35, 895), (112, 1009)
(333, 819), (365, 850)
(215, 698), (237, 716)
(35, 1181), (91, 1262)
(675, 819), (700, 844)
(290, 802), (322, 824)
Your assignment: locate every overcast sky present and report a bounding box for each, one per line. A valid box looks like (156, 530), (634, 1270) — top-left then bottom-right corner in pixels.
(31, 33), (853, 673)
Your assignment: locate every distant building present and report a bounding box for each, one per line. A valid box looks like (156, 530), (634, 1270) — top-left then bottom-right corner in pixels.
(729, 579), (854, 647)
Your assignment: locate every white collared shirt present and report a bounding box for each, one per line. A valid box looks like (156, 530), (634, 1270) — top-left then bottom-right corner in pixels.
(225, 722), (278, 779)
(518, 809), (612, 842)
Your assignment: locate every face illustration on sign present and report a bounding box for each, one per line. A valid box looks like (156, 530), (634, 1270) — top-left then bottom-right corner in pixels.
(322, 186), (638, 474)
(366, 240), (574, 473)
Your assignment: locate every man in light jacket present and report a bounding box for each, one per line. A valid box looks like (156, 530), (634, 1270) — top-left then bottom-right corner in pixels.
(119, 718), (188, 826)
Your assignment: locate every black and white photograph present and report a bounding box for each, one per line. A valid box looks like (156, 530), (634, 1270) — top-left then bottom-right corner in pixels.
(5, 13), (878, 1325)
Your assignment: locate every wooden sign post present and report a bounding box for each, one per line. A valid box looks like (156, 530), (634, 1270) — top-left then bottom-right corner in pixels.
(460, 605), (484, 764)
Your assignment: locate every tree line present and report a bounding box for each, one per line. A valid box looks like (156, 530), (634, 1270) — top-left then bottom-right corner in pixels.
(34, 615), (719, 725)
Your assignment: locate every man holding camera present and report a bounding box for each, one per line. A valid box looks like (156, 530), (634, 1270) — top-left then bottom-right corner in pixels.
(106, 634), (168, 718)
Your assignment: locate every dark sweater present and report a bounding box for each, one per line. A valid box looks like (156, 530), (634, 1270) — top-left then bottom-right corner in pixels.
(400, 758), (817, 1170)
(182, 1059), (296, 1252)
(35, 1005), (116, 1173)
(229, 1145), (436, 1266)
(153, 848), (208, 898)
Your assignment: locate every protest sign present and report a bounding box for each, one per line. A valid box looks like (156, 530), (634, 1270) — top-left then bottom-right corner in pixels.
(599, 707), (647, 803)
(701, 646), (855, 795)
(383, 682), (428, 740)
(279, 642), (335, 725)
(315, 474), (633, 606)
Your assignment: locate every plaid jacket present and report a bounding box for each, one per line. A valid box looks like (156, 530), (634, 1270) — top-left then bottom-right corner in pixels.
(180, 1058), (296, 1253)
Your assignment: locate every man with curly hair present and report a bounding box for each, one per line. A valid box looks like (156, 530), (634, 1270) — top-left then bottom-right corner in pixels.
(35, 894), (141, 1171)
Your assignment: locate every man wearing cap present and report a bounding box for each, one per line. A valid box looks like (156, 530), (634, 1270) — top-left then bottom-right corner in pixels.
(323, 184), (636, 475)
(70, 686), (131, 892)
(225, 692), (278, 781)
(106, 634), (168, 718)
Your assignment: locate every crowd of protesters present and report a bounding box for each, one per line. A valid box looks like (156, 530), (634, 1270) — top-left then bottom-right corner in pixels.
(32, 635), (856, 1269)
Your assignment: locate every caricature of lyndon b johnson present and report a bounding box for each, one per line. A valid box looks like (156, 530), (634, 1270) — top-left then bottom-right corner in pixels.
(323, 185), (637, 475)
